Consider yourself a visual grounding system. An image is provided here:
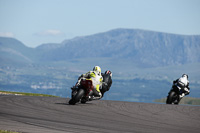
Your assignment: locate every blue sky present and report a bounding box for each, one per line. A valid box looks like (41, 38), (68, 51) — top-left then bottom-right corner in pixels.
(0, 0), (200, 47)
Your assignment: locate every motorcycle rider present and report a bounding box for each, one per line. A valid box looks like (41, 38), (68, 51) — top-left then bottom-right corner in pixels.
(76, 66), (103, 99)
(101, 70), (112, 97)
(173, 74), (190, 99)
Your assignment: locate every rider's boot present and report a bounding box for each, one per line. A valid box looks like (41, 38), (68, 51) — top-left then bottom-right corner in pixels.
(92, 90), (102, 100)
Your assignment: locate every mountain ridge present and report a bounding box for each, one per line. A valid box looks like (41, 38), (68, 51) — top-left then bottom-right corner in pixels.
(35, 28), (200, 67)
(0, 28), (200, 67)
(0, 37), (35, 66)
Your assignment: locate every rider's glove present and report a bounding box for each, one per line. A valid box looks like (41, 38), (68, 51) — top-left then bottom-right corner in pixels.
(75, 79), (82, 86)
(99, 92), (102, 98)
(179, 93), (185, 98)
(75, 81), (80, 87)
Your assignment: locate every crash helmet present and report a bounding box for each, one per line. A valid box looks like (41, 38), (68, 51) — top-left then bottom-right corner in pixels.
(105, 70), (112, 77)
(93, 66), (101, 75)
(182, 74), (188, 79)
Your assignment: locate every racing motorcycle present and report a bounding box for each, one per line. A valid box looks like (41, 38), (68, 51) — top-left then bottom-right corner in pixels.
(69, 78), (93, 105)
(166, 83), (184, 105)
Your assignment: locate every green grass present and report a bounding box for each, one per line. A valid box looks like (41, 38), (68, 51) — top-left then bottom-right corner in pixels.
(0, 90), (59, 97)
(0, 130), (20, 133)
(155, 97), (200, 105)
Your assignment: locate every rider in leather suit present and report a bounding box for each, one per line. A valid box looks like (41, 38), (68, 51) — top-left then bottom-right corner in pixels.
(101, 70), (112, 97)
(76, 66), (103, 99)
(173, 74), (190, 99)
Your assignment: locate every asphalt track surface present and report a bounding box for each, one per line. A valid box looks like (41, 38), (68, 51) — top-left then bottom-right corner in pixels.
(0, 95), (200, 133)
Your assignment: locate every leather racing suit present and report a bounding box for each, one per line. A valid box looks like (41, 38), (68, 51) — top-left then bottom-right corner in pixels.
(78, 71), (103, 98)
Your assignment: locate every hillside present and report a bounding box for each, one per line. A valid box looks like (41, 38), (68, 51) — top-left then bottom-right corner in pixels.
(0, 37), (35, 66)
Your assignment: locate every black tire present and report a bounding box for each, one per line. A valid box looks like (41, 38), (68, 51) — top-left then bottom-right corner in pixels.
(81, 97), (87, 104)
(69, 99), (76, 105)
(166, 91), (177, 104)
(69, 89), (85, 105)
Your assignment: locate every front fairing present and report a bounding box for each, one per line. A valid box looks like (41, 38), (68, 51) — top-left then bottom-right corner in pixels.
(170, 85), (182, 95)
(71, 87), (79, 97)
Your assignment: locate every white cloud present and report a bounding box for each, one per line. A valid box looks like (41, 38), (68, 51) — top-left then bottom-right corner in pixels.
(0, 32), (14, 37)
(36, 30), (64, 36)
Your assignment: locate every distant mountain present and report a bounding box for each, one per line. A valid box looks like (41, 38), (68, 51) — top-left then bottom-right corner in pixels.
(36, 29), (200, 67)
(1, 29), (200, 67)
(0, 37), (35, 66)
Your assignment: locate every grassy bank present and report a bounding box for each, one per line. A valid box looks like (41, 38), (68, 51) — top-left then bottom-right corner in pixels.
(0, 90), (58, 97)
(0, 130), (20, 133)
(155, 97), (200, 105)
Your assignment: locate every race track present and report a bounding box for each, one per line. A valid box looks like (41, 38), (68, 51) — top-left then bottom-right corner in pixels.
(0, 95), (200, 133)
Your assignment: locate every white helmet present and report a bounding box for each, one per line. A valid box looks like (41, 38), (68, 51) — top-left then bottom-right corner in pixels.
(182, 74), (188, 79)
(93, 66), (101, 75)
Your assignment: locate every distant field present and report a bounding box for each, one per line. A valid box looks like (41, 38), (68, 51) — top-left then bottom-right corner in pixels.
(155, 97), (200, 105)
(0, 90), (58, 97)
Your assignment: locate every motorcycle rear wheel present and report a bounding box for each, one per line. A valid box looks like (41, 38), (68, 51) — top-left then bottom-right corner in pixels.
(81, 97), (87, 104)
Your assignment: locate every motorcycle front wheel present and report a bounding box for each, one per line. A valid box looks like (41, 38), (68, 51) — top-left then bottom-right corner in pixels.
(166, 91), (178, 104)
(69, 89), (85, 105)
